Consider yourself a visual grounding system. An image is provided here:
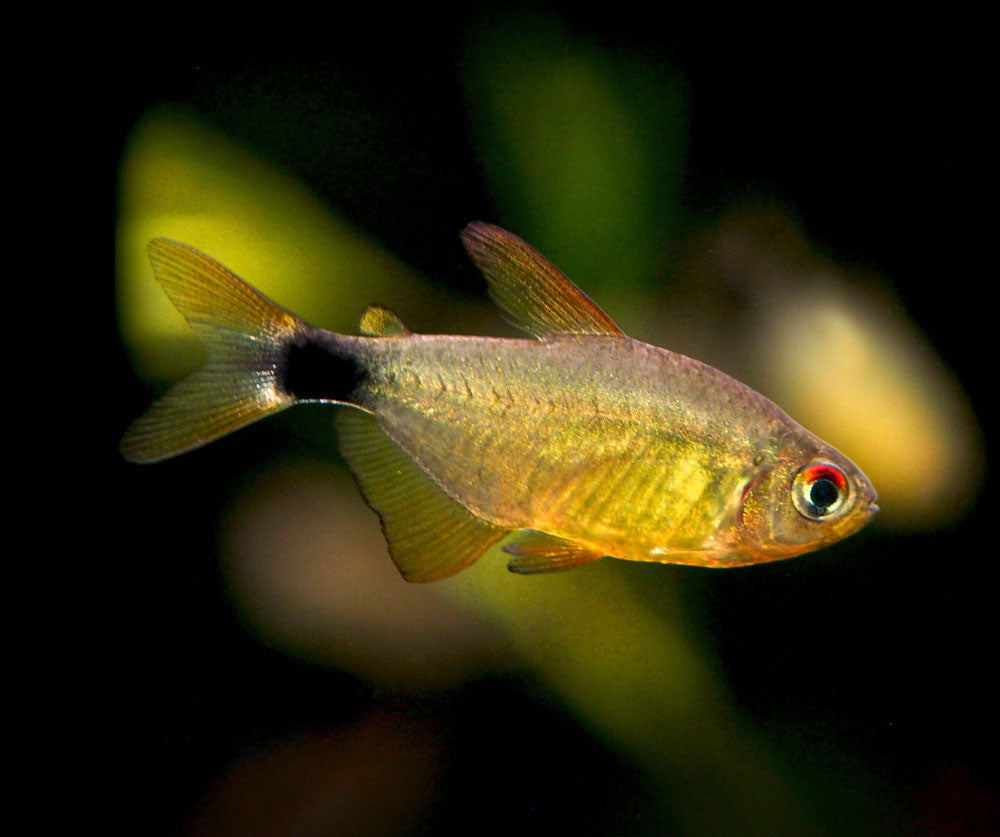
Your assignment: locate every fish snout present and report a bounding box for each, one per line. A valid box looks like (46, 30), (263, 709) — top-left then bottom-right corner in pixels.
(861, 482), (879, 517)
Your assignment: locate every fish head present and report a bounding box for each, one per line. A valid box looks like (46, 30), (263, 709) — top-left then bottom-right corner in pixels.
(735, 430), (879, 562)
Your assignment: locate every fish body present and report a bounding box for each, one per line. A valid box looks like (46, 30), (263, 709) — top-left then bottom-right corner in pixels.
(122, 223), (878, 581)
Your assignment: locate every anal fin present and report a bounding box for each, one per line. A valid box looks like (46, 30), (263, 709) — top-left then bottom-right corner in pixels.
(503, 531), (604, 575)
(335, 408), (507, 582)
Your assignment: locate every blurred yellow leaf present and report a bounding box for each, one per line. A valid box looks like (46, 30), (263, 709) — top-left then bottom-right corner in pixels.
(117, 108), (426, 379)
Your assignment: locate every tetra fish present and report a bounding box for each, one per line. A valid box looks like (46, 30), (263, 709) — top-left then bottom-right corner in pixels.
(121, 222), (878, 581)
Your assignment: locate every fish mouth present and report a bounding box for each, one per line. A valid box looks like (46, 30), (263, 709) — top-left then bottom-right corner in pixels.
(859, 481), (879, 518)
(848, 497), (879, 533)
(858, 499), (879, 523)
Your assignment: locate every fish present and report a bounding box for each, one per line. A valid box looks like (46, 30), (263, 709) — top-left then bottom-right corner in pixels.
(121, 222), (879, 582)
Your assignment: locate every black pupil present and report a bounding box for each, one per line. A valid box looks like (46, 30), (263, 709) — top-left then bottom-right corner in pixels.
(809, 478), (839, 512)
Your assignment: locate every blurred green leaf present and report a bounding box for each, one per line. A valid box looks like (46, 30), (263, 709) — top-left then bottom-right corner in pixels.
(463, 13), (687, 305)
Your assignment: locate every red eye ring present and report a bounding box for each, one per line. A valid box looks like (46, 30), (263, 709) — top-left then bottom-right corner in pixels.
(792, 461), (851, 521)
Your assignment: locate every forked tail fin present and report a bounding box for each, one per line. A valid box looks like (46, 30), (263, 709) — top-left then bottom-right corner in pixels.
(121, 239), (307, 463)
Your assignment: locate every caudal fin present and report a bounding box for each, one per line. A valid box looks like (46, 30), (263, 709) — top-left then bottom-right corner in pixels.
(121, 239), (307, 463)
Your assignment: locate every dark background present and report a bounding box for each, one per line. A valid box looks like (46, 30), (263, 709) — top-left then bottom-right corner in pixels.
(113, 9), (993, 836)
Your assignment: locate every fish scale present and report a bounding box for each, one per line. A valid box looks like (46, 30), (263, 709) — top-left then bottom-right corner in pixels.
(355, 335), (770, 558)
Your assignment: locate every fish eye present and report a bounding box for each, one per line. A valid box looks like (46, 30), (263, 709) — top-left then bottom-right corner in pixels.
(792, 462), (850, 521)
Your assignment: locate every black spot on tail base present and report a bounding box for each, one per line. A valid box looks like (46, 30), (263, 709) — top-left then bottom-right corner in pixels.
(281, 333), (367, 404)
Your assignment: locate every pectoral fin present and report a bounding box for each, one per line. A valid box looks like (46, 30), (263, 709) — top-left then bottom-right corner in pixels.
(503, 532), (605, 574)
(335, 408), (507, 582)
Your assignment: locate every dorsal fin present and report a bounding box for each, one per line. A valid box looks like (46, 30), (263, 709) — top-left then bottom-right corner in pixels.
(359, 304), (411, 337)
(461, 222), (625, 338)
